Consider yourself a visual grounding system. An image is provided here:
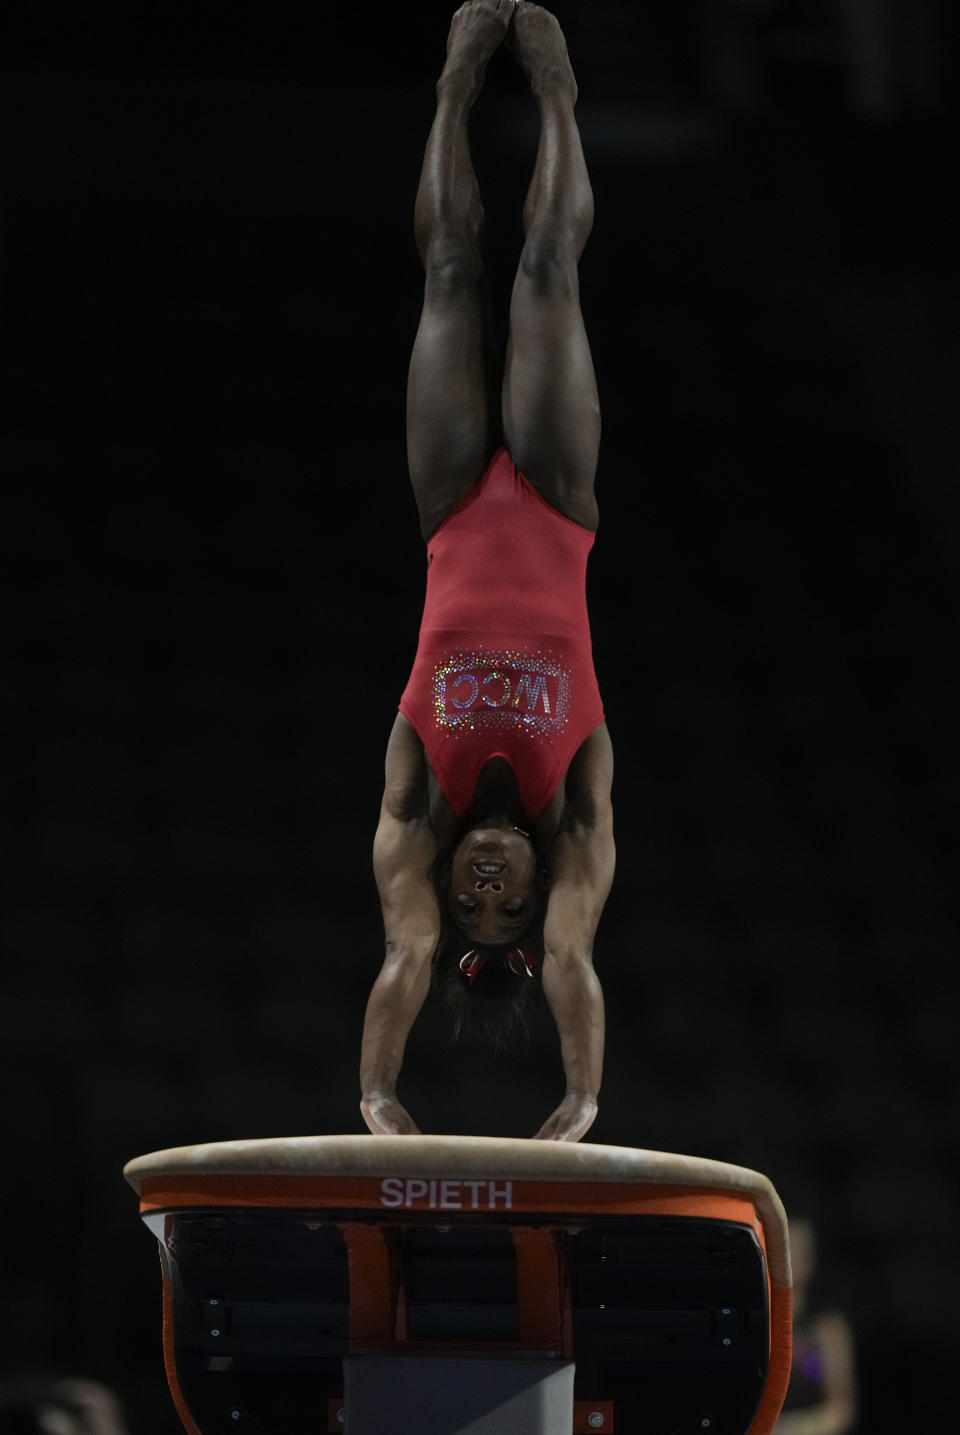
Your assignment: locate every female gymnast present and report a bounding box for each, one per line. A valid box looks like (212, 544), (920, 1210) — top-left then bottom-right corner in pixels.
(360, 0), (614, 1143)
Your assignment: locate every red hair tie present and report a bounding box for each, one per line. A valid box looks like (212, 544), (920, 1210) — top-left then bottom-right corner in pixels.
(459, 949), (537, 985)
(459, 951), (486, 984)
(506, 948), (537, 978)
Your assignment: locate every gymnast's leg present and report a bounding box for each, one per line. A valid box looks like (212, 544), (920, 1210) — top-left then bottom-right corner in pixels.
(502, 2), (601, 531)
(406, 0), (515, 541)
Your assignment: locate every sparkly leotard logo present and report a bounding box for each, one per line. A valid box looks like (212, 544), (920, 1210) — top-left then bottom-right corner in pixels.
(433, 649), (571, 738)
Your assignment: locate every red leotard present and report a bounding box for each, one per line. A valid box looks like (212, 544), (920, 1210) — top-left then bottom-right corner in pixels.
(399, 447), (604, 818)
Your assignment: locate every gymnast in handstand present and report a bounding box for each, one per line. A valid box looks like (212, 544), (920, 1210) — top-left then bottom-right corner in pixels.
(360, 0), (614, 1143)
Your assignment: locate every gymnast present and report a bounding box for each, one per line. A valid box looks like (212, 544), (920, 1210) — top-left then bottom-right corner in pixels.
(360, 0), (614, 1143)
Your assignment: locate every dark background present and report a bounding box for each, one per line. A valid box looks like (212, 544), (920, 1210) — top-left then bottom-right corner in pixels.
(2, 2), (957, 1431)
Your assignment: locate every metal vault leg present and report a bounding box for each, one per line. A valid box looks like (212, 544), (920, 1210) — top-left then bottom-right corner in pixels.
(343, 1356), (576, 1435)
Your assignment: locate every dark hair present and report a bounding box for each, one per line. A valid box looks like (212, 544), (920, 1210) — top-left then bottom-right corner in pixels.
(432, 928), (542, 1053)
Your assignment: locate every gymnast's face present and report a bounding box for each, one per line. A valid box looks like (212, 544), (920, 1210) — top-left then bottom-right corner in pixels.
(448, 826), (538, 946)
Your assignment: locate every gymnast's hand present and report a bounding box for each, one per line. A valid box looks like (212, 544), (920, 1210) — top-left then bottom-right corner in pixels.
(361, 1092), (421, 1136)
(533, 1091), (598, 1143)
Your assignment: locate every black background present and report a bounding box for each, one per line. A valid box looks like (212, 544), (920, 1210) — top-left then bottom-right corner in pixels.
(2, 2), (957, 1431)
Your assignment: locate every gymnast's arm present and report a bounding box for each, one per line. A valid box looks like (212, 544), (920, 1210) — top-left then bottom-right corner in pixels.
(773, 1311), (857, 1435)
(360, 715), (441, 1136)
(535, 722), (615, 1142)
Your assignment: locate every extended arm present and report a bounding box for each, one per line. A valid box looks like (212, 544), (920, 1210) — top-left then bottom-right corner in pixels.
(360, 715), (441, 1135)
(535, 722), (615, 1141)
(773, 1313), (857, 1435)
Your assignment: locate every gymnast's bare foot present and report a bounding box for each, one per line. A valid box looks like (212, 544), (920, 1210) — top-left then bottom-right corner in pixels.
(509, 1), (578, 103)
(440, 0), (516, 102)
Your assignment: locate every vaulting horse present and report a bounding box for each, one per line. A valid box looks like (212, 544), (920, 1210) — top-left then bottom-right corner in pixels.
(125, 1135), (792, 1435)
